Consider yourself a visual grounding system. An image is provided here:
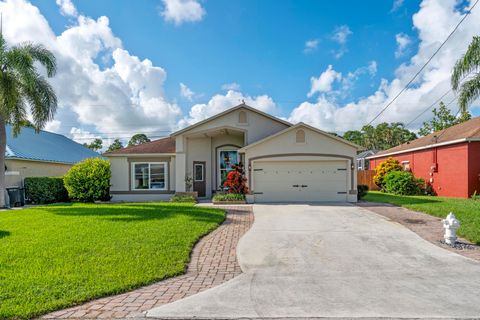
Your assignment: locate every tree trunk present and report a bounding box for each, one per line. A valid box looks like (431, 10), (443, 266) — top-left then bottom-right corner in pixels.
(0, 115), (6, 208)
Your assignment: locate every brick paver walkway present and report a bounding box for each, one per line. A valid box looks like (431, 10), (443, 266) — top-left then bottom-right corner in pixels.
(43, 205), (254, 319)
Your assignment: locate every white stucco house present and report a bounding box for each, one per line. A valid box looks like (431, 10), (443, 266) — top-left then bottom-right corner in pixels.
(105, 103), (361, 203)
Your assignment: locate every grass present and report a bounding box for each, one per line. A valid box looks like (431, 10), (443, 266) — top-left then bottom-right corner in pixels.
(0, 202), (225, 319)
(364, 191), (480, 245)
(212, 193), (245, 202)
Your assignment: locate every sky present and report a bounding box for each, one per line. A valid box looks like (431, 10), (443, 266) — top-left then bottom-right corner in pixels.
(1, 0), (479, 147)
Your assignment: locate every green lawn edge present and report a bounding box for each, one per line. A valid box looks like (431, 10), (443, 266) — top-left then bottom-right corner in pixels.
(0, 202), (226, 319)
(364, 191), (480, 245)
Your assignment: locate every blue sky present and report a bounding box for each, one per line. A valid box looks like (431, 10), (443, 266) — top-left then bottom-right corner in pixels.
(32, 0), (420, 117)
(2, 0), (479, 144)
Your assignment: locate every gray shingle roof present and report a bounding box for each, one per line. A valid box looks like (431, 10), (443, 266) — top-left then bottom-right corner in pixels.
(6, 125), (100, 164)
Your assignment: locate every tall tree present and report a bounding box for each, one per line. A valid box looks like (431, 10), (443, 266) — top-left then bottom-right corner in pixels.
(342, 122), (416, 150)
(0, 35), (57, 207)
(128, 133), (150, 147)
(451, 36), (480, 112)
(107, 138), (123, 152)
(83, 138), (103, 152)
(419, 101), (472, 136)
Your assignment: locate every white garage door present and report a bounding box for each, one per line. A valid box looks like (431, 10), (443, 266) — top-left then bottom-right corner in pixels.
(253, 160), (348, 202)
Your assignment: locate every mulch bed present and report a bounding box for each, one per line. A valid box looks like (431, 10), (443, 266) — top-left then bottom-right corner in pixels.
(357, 202), (480, 261)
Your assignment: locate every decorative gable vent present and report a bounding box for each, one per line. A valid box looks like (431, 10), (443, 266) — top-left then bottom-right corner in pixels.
(238, 110), (247, 124)
(296, 129), (306, 143)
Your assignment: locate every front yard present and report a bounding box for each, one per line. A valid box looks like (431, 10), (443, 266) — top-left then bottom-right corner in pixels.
(0, 202), (225, 319)
(364, 191), (480, 245)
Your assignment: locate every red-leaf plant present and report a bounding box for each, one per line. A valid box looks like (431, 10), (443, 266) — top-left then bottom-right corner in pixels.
(223, 163), (249, 194)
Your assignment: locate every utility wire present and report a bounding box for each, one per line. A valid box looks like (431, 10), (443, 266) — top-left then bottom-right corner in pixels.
(405, 89), (453, 128)
(366, 0), (479, 126)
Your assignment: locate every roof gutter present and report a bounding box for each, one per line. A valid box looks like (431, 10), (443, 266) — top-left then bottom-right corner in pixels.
(104, 153), (176, 157)
(366, 138), (480, 159)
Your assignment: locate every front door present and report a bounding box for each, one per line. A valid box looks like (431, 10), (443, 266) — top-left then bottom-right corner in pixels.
(193, 161), (206, 197)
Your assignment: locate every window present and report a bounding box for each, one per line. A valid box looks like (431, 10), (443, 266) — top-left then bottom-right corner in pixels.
(402, 161), (410, 171)
(296, 129), (305, 143)
(194, 163), (204, 181)
(218, 150), (238, 187)
(238, 111), (247, 124)
(132, 162), (168, 190)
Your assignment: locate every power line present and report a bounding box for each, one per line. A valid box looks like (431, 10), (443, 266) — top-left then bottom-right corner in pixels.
(405, 89), (453, 128)
(365, 0), (479, 126)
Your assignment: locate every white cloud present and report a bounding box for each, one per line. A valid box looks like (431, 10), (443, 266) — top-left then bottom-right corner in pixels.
(0, 0), (181, 141)
(69, 127), (101, 144)
(179, 90), (277, 128)
(221, 82), (241, 91)
(395, 33), (412, 58)
(289, 0), (479, 134)
(160, 0), (205, 25)
(390, 0), (404, 13)
(308, 65), (342, 97)
(44, 119), (61, 132)
(56, 0), (77, 17)
(304, 39), (319, 53)
(180, 83), (194, 101)
(331, 25), (352, 45)
(330, 25), (352, 59)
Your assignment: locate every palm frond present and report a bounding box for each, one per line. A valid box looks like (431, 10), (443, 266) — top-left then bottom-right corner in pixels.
(451, 36), (480, 90)
(10, 99), (27, 137)
(458, 73), (480, 113)
(5, 47), (35, 78)
(15, 42), (57, 77)
(20, 73), (57, 129)
(0, 35), (8, 65)
(0, 72), (21, 118)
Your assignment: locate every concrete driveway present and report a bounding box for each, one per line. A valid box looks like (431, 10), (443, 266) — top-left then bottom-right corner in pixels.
(147, 204), (480, 319)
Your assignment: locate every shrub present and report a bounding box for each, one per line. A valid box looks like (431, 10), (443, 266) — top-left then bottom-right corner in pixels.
(373, 157), (402, 189)
(383, 171), (424, 195)
(424, 183), (437, 196)
(223, 163), (249, 194)
(64, 158), (111, 202)
(24, 177), (69, 204)
(171, 194), (196, 202)
(212, 193), (245, 202)
(357, 184), (369, 200)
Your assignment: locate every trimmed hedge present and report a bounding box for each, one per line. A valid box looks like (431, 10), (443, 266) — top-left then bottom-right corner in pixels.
(24, 177), (69, 204)
(357, 184), (369, 200)
(383, 171), (424, 195)
(64, 158), (111, 202)
(170, 194), (196, 203)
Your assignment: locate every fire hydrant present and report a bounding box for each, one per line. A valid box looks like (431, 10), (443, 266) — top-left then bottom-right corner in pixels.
(442, 212), (460, 245)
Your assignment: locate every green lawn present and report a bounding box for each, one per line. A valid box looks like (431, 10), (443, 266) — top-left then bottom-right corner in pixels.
(364, 191), (480, 245)
(0, 202), (225, 319)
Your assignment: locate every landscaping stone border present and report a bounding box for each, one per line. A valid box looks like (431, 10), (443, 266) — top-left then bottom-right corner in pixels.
(43, 205), (254, 319)
(358, 202), (480, 261)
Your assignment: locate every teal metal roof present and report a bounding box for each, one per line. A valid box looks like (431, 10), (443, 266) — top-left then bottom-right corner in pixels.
(6, 125), (100, 164)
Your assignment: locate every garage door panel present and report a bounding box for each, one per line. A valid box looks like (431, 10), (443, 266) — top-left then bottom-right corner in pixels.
(253, 161), (348, 202)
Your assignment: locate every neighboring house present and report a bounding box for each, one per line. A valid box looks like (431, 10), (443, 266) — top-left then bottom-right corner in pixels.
(5, 125), (100, 187)
(367, 117), (480, 198)
(356, 150), (376, 170)
(105, 103), (361, 203)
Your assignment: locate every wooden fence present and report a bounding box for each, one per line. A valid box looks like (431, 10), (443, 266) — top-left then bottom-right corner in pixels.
(357, 170), (380, 191)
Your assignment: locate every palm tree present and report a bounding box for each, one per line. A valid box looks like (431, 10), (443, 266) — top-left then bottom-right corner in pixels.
(451, 36), (480, 112)
(0, 35), (57, 207)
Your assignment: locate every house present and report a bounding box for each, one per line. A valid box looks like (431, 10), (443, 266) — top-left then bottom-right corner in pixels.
(367, 117), (480, 198)
(5, 125), (100, 187)
(356, 150), (376, 170)
(105, 103), (361, 203)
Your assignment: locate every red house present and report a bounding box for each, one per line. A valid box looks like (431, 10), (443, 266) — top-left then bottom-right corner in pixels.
(367, 117), (480, 198)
